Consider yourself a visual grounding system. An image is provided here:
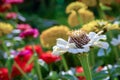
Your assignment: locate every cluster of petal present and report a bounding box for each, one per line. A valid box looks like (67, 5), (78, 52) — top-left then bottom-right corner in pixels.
(19, 28), (39, 38)
(111, 34), (120, 46)
(81, 0), (97, 7)
(17, 24), (32, 31)
(0, 68), (9, 80)
(68, 9), (94, 27)
(76, 66), (86, 80)
(66, 1), (87, 13)
(40, 51), (61, 64)
(0, 3), (11, 12)
(3, 0), (24, 4)
(24, 45), (43, 56)
(100, 0), (113, 5)
(6, 12), (17, 19)
(53, 31), (109, 55)
(40, 25), (69, 48)
(81, 20), (119, 33)
(11, 50), (33, 77)
(0, 22), (13, 36)
(81, 0), (113, 7)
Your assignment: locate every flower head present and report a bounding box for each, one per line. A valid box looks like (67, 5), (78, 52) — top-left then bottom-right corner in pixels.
(40, 25), (69, 48)
(40, 51), (61, 64)
(68, 9), (94, 27)
(19, 28), (39, 38)
(6, 12), (17, 19)
(81, 20), (119, 33)
(111, 34), (120, 46)
(81, 0), (97, 7)
(76, 66), (86, 80)
(11, 50), (33, 77)
(0, 22), (13, 36)
(66, 1), (87, 13)
(100, 0), (113, 4)
(53, 30), (109, 55)
(0, 3), (11, 12)
(24, 45), (43, 56)
(0, 68), (9, 80)
(3, 0), (24, 4)
(17, 24), (32, 31)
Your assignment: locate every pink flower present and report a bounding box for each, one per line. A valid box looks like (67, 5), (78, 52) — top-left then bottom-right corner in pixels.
(6, 12), (17, 19)
(17, 24), (32, 31)
(3, 0), (24, 4)
(19, 28), (39, 38)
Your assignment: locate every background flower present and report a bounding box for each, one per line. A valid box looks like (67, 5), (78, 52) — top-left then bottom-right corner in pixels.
(40, 25), (69, 48)
(19, 28), (39, 38)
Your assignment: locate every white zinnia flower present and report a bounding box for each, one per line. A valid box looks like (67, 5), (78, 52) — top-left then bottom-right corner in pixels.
(111, 34), (120, 46)
(53, 30), (109, 55)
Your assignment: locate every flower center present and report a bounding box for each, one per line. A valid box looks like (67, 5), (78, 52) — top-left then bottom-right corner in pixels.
(68, 30), (90, 48)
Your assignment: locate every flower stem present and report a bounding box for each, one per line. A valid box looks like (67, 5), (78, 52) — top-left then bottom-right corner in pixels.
(96, 0), (106, 20)
(78, 54), (92, 80)
(109, 32), (119, 61)
(61, 55), (69, 71)
(89, 49), (95, 67)
(31, 43), (43, 80)
(104, 50), (111, 78)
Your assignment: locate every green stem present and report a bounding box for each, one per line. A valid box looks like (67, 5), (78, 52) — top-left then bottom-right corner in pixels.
(104, 50), (111, 78)
(89, 49), (95, 67)
(96, 0), (106, 20)
(31, 43), (43, 80)
(78, 54), (92, 80)
(76, 11), (83, 27)
(61, 55), (69, 71)
(109, 32), (119, 61)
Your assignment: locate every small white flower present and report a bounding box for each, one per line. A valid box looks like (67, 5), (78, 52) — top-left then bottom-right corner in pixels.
(111, 34), (120, 46)
(12, 29), (21, 34)
(53, 30), (109, 55)
(61, 70), (74, 76)
(38, 59), (45, 66)
(14, 37), (22, 41)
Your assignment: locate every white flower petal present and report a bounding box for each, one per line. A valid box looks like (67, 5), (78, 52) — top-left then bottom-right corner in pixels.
(56, 38), (68, 45)
(88, 32), (96, 39)
(93, 41), (109, 49)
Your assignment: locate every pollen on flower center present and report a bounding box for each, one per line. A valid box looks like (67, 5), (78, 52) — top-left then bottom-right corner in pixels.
(68, 30), (90, 48)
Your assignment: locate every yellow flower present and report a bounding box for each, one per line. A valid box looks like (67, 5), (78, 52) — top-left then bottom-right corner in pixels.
(66, 1), (87, 13)
(81, 20), (119, 33)
(0, 22), (13, 36)
(81, 20), (98, 33)
(40, 25), (70, 48)
(68, 9), (94, 27)
(100, 0), (113, 4)
(81, 0), (97, 7)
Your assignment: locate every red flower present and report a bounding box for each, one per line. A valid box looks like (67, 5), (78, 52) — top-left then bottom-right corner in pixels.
(24, 45), (43, 56)
(19, 28), (39, 38)
(76, 67), (86, 80)
(96, 66), (103, 72)
(0, 3), (11, 12)
(6, 12), (17, 19)
(0, 68), (9, 80)
(40, 51), (61, 64)
(11, 50), (33, 77)
(17, 24), (32, 31)
(3, 0), (24, 4)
